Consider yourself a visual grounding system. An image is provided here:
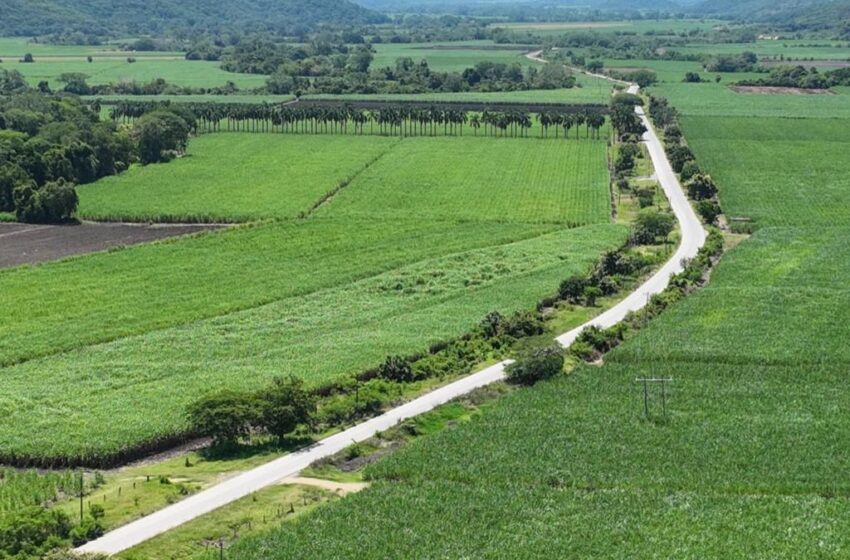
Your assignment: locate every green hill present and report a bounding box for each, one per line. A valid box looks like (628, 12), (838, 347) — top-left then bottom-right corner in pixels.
(0, 0), (387, 37)
(691, 0), (850, 26)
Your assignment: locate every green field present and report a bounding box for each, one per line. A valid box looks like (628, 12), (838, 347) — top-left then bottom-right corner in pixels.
(652, 81), (850, 118)
(9, 58), (268, 90)
(1, 130), (619, 463)
(78, 134), (401, 222)
(226, 52), (850, 558)
(315, 137), (610, 225)
(79, 134), (610, 224)
(0, 223), (625, 461)
(679, 116), (850, 225)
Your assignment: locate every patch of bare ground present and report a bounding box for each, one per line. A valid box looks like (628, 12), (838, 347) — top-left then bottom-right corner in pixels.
(280, 477), (368, 495)
(729, 85), (835, 95)
(0, 221), (224, 268)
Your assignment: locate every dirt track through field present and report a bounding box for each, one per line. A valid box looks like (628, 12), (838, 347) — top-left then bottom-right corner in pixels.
(0, 222), (223, 269)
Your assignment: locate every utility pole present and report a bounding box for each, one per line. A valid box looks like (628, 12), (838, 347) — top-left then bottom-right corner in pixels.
(635, 378), (673, 419)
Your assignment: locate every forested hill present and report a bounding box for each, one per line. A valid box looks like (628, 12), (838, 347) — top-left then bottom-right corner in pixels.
(691, 0), (850, 27)
(0, 0), (387, 37)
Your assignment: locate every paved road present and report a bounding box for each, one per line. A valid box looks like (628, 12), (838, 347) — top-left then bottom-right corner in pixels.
(79, 82), (706, 556)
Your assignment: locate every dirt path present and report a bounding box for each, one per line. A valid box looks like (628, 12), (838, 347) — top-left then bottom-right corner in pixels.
(280, 477), (368, 495)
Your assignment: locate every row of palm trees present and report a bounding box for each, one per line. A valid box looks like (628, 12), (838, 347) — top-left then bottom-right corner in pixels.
(106, 101), (608, 140)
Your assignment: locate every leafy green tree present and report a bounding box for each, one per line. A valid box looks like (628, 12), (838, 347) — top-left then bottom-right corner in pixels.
(133, 110), (191, 164)
(583, 285), (603, 306)
(506, 345), (564, 386)
(186, 390), (260, 447)
(0, 507), (72, 558)
(558, 275), (587, 303)
(0, 163), (29, 212)
(633, 208), (675, 245)
(686, 173), (719, 200)
(13, 178), (78, 223)
(259, 376), (316, 442)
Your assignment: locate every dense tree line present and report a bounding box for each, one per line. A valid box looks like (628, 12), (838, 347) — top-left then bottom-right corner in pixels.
(0, 72), (192, 222)
(736, 65), (850, 88)
(107, 99), (607, 139)
(213, 36), (577, 95)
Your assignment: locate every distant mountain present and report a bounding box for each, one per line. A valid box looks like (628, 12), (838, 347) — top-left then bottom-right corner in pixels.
(0, 0), (387, 37)
(357, 0), (684, 17)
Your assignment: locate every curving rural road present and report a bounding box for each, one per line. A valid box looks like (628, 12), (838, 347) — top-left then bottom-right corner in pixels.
(78, 82), (705, 555)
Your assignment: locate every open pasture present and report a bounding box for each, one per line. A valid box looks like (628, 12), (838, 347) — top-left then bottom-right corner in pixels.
(0, 224), (627, 463)
(78, 134), (400, 222)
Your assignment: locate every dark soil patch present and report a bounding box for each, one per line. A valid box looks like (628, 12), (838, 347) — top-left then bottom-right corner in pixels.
(729, 85), (835, 95)
(0, 222), (224, 269)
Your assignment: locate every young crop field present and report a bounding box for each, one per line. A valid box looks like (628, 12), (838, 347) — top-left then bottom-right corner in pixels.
(0, 219), (553, 368)
(317, 136), (611, 226)
(78, 134), (401, 222)
(0, 469), (77, 513)
(674, 40), (850, 60)
(651, 81), (850, 118)
(0, 224), (627, 462)
(681, 116), (850, 226)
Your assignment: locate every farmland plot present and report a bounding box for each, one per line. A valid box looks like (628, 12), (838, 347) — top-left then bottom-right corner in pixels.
(0, 224), (627, 463)
(0, 219), (553, 367)
(320, 137), (611, 226)
(77, 134), (400, 222)
(681, 116), (850, 227)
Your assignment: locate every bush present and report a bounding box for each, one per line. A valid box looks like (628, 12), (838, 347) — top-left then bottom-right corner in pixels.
(558, 275), (587, 303)
(635, 185), (655, 208)
(186, 390), (260, 447)
(13, 178), (78, 223)
(378, 355), (414, 383)
(506, 345), (564, 386)
(583, 286), (603, 306)
(665, 144), (694, 173)
(69, 516), (104, 547)
(680, 160), (701, 181)
(686, 173), (718, 200)
(684, 71), (702, 83)
(696, 199), (721, 224)
(0, 507), (72, 558)
(633, 208), (675, 245)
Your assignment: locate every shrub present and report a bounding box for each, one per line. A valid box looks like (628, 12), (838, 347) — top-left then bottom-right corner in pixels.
(13, 178), (78, 223)
(503, 310), (544, 338)
(186, 390), (260, 447)
(506, 345), (564, 386)
(686, 173), (718, 200)
(558, 275), (587, 303)
(583, 286), (603, 306)
(666, 144), (694, 173)
(635, 185), (655, 208)
(379, 355), (414, 383)
(680, 160), (701, 181)
(696, 199), (722, 225)
(633, 208), (675, 245)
